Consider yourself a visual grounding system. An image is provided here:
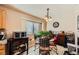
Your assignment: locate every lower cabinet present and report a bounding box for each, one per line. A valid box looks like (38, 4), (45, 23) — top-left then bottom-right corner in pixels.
(0, 44), (6, 55)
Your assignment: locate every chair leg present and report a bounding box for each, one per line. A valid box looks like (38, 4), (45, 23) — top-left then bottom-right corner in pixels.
(55, 45), (58, 55)
(39, 49), (50, 55)
(50, 45), (58, 55)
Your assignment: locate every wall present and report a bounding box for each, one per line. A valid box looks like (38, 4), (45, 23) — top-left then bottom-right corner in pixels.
(2, 5), (79, 35)
(47, 5), (77, 33)
(0, 5), (46, 38)
(6, 8), (45, 37)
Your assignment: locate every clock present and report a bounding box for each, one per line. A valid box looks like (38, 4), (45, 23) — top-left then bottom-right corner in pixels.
(53, 22), (59, 28)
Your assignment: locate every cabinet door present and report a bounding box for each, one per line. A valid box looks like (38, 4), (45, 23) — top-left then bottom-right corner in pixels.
(0, 44), (5, 55)
(0, 9), (6, 28)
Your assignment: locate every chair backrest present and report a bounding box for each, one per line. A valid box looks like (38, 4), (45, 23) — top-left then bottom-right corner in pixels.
(39, 37), (50, 47)
(59, 33), (65, 40)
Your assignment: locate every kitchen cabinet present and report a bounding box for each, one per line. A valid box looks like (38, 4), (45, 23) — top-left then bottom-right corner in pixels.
(0, 9), (6, 28)
(0, 44), (5, 55)
(7, 38), (28, 55)
(0, 40), (7, 55)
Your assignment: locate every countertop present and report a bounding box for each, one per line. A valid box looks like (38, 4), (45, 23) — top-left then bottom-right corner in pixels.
(0, 39), (7, 44)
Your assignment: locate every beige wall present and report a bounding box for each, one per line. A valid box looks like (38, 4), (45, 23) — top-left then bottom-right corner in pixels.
(47, 5), (77, 32)
(0, 5), (46, 38)
(2, 5), (79, 36)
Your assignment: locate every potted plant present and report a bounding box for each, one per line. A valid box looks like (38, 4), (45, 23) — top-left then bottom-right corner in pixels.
(35, 31), (50, 38)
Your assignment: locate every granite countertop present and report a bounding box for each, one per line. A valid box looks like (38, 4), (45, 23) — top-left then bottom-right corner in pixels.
(0, 39), (7, 44)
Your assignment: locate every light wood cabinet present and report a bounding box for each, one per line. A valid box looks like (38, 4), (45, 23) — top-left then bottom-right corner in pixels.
(0, 9), (6, 28)
(0, 44), (6, 55)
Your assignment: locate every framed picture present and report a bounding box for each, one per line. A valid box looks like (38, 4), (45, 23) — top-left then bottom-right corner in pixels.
(53, 21), (59, 28)
(77, 15), (79, 30)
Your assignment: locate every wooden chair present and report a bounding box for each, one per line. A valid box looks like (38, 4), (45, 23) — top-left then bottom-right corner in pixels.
(39, 36), (50, 55)
(49, 38), (58, 55)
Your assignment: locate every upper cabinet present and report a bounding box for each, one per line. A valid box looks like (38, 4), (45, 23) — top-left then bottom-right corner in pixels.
(0, 9), (6, 29)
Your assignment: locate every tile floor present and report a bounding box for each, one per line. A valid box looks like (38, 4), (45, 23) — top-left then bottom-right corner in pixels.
(28, 44), (39, 55)
(23, 38), (68, 55)
(28, 44), (68, 55)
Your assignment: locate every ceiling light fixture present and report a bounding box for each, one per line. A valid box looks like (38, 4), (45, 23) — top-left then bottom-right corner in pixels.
(44, 8), (52, 22)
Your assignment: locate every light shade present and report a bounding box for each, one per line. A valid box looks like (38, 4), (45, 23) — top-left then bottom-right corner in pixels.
(44, 16), (52, 22)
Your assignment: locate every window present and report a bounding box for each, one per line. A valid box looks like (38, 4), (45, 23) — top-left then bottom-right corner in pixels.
(26, 21), (33, 34)
(34, 22), (41, 34)
(26, 21), (41, 35)
(77, 15), (79, 30)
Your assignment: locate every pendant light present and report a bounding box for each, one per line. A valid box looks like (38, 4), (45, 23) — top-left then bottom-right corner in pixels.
(44, 8), (52, 22)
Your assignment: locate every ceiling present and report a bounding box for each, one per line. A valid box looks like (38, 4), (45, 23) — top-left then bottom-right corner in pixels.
(11, 4), (79, 19)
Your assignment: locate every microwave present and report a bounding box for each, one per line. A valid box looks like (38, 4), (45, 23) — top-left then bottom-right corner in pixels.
(13, 32), (27, 39)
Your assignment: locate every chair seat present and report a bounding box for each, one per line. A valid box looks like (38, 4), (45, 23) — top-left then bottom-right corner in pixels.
(49, 46), (55, 48)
